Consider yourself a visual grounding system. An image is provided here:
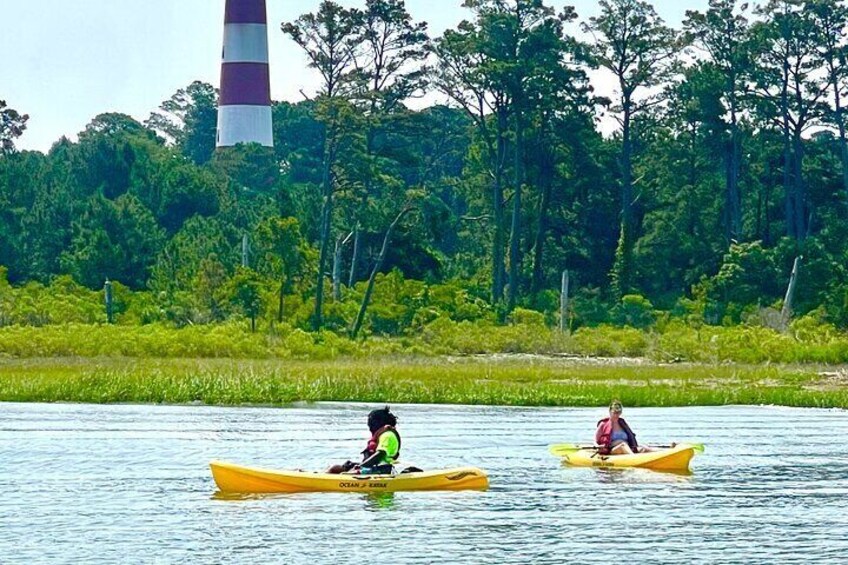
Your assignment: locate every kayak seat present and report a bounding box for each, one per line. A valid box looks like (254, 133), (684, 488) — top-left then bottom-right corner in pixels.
(359, 464), (394, 475)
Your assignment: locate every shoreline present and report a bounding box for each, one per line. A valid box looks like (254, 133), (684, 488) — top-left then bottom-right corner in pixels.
(2, 399), (845, 413)
(0, 356), (845, 409)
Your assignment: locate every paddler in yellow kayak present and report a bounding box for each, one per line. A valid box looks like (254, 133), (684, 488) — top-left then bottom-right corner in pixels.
(595, 400), (659, 455)
(327, 407), (402, 475)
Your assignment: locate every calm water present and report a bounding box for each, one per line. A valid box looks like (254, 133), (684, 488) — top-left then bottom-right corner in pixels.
(1, 402), (847, 564)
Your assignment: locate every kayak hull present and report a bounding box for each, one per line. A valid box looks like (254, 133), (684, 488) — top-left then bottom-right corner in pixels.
(560, 444), (696, 472)
(210, 461), (489, 494)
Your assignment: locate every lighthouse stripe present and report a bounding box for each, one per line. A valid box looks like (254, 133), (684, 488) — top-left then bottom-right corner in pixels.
(218, 0), (273, 148)
(224, 0), (267, 24)
(223, 24), (269, 64)
(217, 105), (274, 147)
(219, 63), (271, 106)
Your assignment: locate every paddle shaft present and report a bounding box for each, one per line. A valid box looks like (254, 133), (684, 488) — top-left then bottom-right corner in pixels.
(550, 442), (704, 454)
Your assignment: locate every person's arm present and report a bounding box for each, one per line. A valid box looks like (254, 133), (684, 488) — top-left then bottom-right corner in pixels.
(360, 450), (386, 468)
(594, 423), (604, 445)
(326, 460), (358, 474)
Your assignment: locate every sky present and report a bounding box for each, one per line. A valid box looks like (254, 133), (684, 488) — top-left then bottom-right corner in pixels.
(1, 0), (706, 153)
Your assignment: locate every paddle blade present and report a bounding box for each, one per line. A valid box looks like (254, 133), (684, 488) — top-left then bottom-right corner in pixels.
(548, 444), (591, 457)
(682, 443), (705, 453)
(647, 442), (704, 453)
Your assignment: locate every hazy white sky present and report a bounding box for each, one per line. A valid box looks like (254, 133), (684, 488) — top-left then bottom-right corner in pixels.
(1, 0), (705, 152)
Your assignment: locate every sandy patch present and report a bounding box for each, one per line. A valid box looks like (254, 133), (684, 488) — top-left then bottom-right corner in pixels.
(808, 370), (848, 391)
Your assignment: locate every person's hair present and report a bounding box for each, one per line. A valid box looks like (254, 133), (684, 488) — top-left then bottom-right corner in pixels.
(368, 406), (397, 431)
(609, 399), (623, 411)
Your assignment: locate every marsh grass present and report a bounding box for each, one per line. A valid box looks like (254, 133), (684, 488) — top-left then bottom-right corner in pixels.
(0, 357), (844, 408)
(1, 320), (848, 364)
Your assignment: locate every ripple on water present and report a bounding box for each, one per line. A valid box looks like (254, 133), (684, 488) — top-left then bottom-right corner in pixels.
(1, 403), (847, 564)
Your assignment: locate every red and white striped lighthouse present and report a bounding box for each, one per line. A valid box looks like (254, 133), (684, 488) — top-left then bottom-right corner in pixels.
(216, 0), (273, 148)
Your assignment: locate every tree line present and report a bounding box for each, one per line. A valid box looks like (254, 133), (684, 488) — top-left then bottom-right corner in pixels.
(2, 0), (848, 334)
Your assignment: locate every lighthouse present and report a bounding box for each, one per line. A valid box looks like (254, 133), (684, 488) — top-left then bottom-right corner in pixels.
(216, 0), (273, 148)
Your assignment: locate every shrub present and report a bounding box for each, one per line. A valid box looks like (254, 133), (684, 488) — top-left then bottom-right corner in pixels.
(508, 307), (546, 327)
(570, 287), (612, 328)
(572, 325), (650, 357)
(614, 294), (656, 329)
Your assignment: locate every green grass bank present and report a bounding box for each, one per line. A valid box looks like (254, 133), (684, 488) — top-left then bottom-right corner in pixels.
(1, 357), (845, 408)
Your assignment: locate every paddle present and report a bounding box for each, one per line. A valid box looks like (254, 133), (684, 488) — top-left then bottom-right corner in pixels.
(548, 442), (705, 457)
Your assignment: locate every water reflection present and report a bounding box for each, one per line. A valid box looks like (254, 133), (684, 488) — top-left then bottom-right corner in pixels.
(364, 492), (396, 511)
(591, 467), (694, 482)
(211, 490), (398, 510)
(211, 491), (274, 502)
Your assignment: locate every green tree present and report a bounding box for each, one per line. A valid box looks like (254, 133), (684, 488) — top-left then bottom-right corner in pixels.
(460, 0), (576, 312)
(635, 64), (726, 300)
(750, 0), (829, 243)
(146, 81), (219, 165)
(521, 6), (593, 301)
(61, 194), (165, 289)
(434, 17), (511, 305)
(150, 216), (240, 294)
(24, 140), (80, 281)
(402, 105), (472, 262)
(155, 162), (223, 233)
(255, 216), (311, 322)
(350, 203), (417, 338)
(684, 0), (752, 241)
(210, 142), (281, 236)
(211, 143), (279, 196)
(583, 0), (681, 297)
(345, 0), (430, 286)
(700, 240), (783, 311)
(283, 0), (361, 331)
(0, 100), (29, 155)
(192, 254), (230, 323)
(0, 150), (48, 281)
(807, 0), (848, 205)
(224, 266), (264, 331)
(273, 101), (324, 187)
(73, 113), (165, 204)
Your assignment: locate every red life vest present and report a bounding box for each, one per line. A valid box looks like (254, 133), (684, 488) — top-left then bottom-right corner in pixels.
(595, 417), (638, 455)
(362, 425), (402, 461)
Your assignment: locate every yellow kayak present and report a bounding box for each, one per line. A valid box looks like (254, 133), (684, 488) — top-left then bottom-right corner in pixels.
(210, 460), (489, 494)
(559, 444), (697, 472)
